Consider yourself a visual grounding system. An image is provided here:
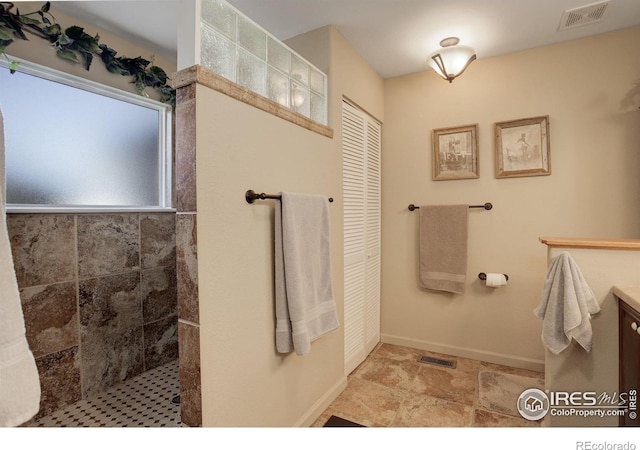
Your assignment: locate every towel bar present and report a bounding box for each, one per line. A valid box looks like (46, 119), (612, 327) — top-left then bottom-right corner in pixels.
(408, 203), (492, 211)
(246, 189), (334, 204)
(478, 272), (508, 281)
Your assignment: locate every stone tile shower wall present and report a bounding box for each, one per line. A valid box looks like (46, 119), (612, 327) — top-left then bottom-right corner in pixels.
(174, 82), (202, 427)
(7, 213), (178, 421)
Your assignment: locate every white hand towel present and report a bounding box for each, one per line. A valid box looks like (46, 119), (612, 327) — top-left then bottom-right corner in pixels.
(534, 251), (600, 354)
(0, 106), (41, 426)
(275, 192), (339, 356)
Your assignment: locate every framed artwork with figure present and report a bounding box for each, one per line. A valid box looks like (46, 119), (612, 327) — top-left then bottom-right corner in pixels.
(495, 116), (551, 178)
(432, 124), (479, 181)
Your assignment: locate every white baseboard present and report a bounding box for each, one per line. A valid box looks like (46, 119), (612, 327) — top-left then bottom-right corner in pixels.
(295, 375), (348, 427)
(381, 333), (544, 372)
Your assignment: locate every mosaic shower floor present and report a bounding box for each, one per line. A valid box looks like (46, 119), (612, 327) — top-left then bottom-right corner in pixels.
(25, 360), (180, 427)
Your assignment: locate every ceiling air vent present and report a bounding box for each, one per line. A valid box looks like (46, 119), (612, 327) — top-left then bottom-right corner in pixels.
(558, 1), (610, 31)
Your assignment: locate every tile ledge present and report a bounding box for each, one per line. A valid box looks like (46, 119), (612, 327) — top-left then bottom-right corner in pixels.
(539, 237), (640, 250)
(172, 65), (333, 139)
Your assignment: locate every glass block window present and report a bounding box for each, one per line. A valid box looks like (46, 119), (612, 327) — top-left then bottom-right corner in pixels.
(199, 0), (328, 125)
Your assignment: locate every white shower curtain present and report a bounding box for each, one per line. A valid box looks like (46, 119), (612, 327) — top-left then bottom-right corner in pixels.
(0, 105), (41, 427)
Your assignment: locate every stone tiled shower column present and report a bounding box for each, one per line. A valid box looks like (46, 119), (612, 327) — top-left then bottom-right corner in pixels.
(175, 82), (202, 427)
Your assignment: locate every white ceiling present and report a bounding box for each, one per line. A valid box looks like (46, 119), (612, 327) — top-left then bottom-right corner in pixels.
(52, 0), (640, 79)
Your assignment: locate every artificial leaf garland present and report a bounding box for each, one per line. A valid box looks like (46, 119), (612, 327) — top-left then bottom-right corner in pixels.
(0, 1), (175, 106)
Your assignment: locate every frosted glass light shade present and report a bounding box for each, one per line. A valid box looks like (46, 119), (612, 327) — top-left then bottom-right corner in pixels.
(428, 45), (476, 83)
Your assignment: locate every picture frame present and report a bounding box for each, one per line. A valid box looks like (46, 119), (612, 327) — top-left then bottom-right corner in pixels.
(495, 115), (551, 178)
(432, 124), (479, 181)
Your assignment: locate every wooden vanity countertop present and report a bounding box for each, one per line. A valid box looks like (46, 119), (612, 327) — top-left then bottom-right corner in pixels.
(539, 237), (640, 251)
(613, 286), (640, 314)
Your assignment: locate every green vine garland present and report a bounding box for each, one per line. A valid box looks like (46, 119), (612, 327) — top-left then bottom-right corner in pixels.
(0, 1), (175, 106)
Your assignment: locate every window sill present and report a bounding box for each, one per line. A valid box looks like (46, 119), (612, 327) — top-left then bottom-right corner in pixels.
(6, 206), (177, 214)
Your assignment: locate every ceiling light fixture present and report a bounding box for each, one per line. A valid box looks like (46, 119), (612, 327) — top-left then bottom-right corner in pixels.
(428, 37), (476, 83)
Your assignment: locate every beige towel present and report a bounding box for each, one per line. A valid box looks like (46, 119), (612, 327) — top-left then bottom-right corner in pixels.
(0, 106), (41, 426)
(534, 251), (600, 354)
(419, 205), (469, 294)
(275, 192), (339, 356)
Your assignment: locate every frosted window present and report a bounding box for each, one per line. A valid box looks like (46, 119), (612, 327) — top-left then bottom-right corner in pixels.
(201, 24), (236, 82)
(310, 93), (327, 125)
(201, 0), (237, 41)
(237, 15), (266, 59)
(238, 50), (266, 96)
(310, 67), (325, 96)
(267, 68), (289, 107)
(0, 59), (172, 211)
(267, 37), (290, 74)
(290, 80), (310, 117)
(290, 55), (309, 87)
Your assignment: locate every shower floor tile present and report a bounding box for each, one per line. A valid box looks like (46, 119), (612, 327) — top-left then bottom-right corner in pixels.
(25, 360), (180, 427)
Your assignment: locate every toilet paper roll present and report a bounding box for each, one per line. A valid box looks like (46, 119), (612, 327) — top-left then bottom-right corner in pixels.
(485, 273), (507, 287)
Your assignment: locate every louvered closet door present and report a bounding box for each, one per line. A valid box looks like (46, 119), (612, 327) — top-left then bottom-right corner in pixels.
(364, 119), (381, 357)
(342, 100), (381, 375)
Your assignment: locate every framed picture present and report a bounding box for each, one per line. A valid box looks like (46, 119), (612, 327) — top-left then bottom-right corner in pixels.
(432, 124), (479, 181)
(495, 116), (551, 178)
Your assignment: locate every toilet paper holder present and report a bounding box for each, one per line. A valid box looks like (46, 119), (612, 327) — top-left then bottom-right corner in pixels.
(478, 272), (508, 281)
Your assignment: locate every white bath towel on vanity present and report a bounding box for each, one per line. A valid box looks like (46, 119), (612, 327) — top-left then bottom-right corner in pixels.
(534, 251), (600, 354)
(0, 106), (41, 426)
(275, 192), (339, 356)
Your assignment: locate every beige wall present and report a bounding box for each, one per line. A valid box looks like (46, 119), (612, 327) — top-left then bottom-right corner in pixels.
(195, 26), (384, 426)
(381, 27), (640, 370)
(286, 25), (385, 125)
(4, 2), (176, 100)
(195, 85), (344, 426)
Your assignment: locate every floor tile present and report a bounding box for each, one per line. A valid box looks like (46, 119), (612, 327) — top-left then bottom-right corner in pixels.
(391, 394), (473, 427)
(355, 354), (421, 390)
(320, 343), (544, 428)
(322, 376), (406, 427)
(407, 364), (477, 406)
(477, 370), (545, 417)
(480, 361), (544, 379)
(371, 343), (423, 361)
(472, 408), (540, 427)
